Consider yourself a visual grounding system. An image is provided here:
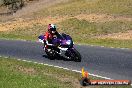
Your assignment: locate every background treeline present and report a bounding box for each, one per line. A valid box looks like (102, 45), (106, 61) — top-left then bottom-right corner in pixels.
(0, 0), (23, 6)
(0, 0), (37, 13)
(0, 0), (24, 13)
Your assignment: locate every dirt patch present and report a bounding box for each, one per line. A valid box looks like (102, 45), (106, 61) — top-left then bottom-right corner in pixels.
(75, 14), (132, 22)
(0, 0), (70, 31)
(1, 13), (132, 32)
(0, 18), (32, 31)
(58, 77), (94, 88)
(0, 16), (68, 31)
(42, 72), (84, 88)
(95, 30), (132, 40)
(0, 6), (7, 13)
(0, 0), (70, 22)
(14, 0), (70, 18)
(57, 76), (80, 88)
(16, 65), (36, 75)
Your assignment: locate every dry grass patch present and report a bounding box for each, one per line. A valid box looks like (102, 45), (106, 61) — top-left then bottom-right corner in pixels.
(0, 16), (68, 31)
(9, 64), (37, 75)
(96, 30), (132, 40)
(16, 65), (36, 75)
(1, 13), (132, 32)
(75, 14), (132, 22)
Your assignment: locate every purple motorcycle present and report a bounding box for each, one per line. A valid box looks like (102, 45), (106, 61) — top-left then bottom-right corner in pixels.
(38, 33), (81, 62)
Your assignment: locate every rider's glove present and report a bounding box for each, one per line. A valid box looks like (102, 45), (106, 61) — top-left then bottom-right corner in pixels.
(46, 40), (54, 46)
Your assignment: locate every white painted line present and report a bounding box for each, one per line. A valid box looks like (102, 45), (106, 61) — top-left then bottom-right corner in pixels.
(76, 43), (131, 50)
(48, 64), (54, 67)
(110, 47), (114, 49)
(44, 64), (54, 67)
(2, 57), (132, 83)
(14, 59), (113, 81)
(25, 60), (32, 63)
(17, 59), (22, 61)
(120, 48), (129, 50)
(54, 66), (64, 69)
(4, 57), (8, 58)
(72, 70), (81, 73)
(89, 73), (112, 80)
(19, 39), (26, 42)
(100, 46), (103, 47)
(63, 68), (70, 70)
(54, 66), (60, 68)
(90, 45), (94, 46)
(33, 62), (38, 64)
(71, 70), (112, 80)
(121, 48), (124, 49)
(22, 60), (27, 62)
(38, 63), (44, 65)
(43, 64), (49, 65)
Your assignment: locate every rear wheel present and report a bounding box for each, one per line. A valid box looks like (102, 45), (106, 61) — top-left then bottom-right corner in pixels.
(45, 49), (56, 60)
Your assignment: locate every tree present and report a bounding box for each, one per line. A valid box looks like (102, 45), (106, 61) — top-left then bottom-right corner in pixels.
(2, 0), (24, 13)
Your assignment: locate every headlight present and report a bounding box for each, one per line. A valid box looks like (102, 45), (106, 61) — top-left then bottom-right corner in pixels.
(66, 40), (71, 45)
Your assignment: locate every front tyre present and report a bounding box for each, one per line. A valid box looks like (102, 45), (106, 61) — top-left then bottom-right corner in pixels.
(72, 49), (82, 62)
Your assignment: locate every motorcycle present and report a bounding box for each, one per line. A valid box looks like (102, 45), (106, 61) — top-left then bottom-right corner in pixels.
(38, 33), (81, 62)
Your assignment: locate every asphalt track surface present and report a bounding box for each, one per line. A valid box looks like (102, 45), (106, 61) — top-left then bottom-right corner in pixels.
(0, 39), (132, 81)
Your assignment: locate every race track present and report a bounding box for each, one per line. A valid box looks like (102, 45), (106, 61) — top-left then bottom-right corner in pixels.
(0, 39), (132, 81)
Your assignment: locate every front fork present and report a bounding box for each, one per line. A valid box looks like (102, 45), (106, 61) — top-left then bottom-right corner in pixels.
(65, 47), (75, 58)
(43, 40), (48, 51)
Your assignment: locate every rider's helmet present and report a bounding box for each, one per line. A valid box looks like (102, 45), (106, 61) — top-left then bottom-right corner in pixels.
(48, 24), (57, 34)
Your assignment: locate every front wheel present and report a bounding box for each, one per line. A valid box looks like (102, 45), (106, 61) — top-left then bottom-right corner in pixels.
(68, 48), (81, 62)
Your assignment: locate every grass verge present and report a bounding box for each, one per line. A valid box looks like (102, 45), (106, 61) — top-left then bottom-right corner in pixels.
(0, 57), (131, 88)
(0, 57), (79, 88)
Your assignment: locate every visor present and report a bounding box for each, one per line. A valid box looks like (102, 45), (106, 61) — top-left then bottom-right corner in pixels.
(50, 28), (56, 31)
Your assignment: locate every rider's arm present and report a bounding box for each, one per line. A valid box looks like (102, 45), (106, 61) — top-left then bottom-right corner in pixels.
(45, 32), (54, 46)
(46, 40), (53, 46)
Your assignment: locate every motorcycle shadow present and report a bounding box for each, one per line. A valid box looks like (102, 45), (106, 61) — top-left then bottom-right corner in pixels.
(42, 54), (74, 61)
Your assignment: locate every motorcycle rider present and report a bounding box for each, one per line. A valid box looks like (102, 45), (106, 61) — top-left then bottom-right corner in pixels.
(43, 24), (61, 50)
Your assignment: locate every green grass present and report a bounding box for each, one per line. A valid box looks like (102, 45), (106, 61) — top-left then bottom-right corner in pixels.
(76, 38), (132, 48)
(1, 18), (132, 48)
(0, 57), (131, 88)
(58, 18), (132, 34)
(0, 57), (79, 88)
(0, 0), (132, 48)
(34, 0), (132, 17)
(57, 18), (132, 48)
(0, 23), (46, 40)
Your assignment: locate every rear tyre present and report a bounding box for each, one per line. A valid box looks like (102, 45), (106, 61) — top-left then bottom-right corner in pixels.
(45, 49), (56, 60)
